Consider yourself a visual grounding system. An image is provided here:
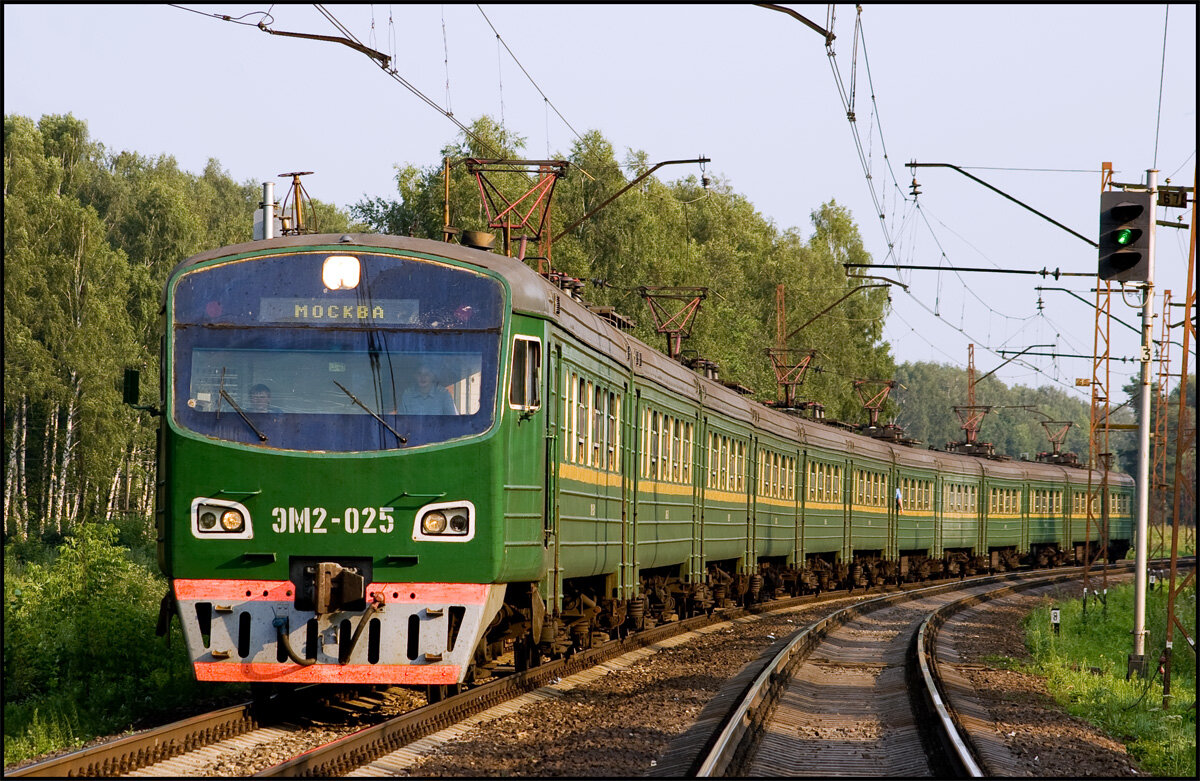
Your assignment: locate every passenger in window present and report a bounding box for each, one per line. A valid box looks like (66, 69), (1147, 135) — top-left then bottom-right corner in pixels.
(402, 365), (458, 415)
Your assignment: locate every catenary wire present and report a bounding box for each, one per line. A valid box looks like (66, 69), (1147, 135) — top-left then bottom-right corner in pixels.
(1152, 5), (1169, 169)
(476, 5), (586, 146)
(826, 8), (1115, 394)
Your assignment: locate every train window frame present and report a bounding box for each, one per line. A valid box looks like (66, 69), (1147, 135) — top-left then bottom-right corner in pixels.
(171, 250), (506, 453)
(673, 418), (683, 482)
(685, 423), (693, 482)
(508, 336), (542, 412)
(606, 392), (617, 471)
(661, 414), (672, 480)
(593, 385), (605, 467)
(715, 436), (723, 490)
(577, 377), (589, 464)
(708, 432), (717, 488)
(653, 412), (662, 479)
(563, 370), (575, 462)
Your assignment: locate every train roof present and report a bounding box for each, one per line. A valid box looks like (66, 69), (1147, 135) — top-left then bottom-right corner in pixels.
(170, 233), (1132, 488)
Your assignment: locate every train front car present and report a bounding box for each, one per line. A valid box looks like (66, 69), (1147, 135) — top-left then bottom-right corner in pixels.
(161, 235), (530, 686)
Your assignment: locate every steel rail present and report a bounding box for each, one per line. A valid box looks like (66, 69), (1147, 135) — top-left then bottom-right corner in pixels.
(919, 557), (1196, 777)
(913, 575), (1083, 777)
(252, 594), (818, 777)
(6, 702), (258, 778)
(256, 575), (987, 777)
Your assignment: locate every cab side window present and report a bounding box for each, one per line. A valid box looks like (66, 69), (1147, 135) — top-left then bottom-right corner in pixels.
(509, 337), (541, 410)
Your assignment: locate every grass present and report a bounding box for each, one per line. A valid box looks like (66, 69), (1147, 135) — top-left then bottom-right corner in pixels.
(1131, 523), (1196, 559)
(1024, 578), (1196, 777)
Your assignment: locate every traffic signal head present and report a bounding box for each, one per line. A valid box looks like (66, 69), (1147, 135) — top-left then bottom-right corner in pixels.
(1098, 190), (1152, 282)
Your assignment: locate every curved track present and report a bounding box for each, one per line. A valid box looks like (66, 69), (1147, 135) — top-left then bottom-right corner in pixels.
(697, 566), (1130, 777)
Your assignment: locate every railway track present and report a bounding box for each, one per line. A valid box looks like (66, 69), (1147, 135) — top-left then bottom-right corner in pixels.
(694, 564), (1139, 777)
(6, 581), (874, 777)
(10, 561), (1168, 778)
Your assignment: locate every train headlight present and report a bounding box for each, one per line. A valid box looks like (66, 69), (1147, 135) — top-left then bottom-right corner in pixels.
(421, 511), (448, 534)
(191, 498), (253, 539)
(322, 255), (361, 290)
(413, 501), (475, 542)
(220, 509), (245, 532)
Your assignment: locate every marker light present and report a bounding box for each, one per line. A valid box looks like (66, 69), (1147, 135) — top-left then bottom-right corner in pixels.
(322, 255), (361, 290)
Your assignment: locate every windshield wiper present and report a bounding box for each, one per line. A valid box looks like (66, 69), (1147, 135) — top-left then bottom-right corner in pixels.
(333, 380), (407, 446)
(220, 388), (268, 442)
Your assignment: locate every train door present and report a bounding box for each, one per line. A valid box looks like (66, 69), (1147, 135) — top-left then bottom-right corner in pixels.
(544, 341), (562, 613)
(887, 462), (897, 561)
(933, 473), (944, 557)
(619, 381), (635, 600)
(842, 457), (852, 565)
(1021, 481), (1030, 554)
(977, 468), (988, 558)
(630, 389), (642, 590)
(748, 434), (759, 573)
(691, 408), (704, 584)
(697, 413), (708, 582)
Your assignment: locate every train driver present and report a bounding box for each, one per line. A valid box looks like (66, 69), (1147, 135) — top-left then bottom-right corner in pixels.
(401, 365), (458, 415)
(248, 383), (282, 414)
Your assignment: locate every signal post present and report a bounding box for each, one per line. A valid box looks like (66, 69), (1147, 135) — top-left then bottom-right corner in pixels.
(1098, 168), (1156, 678)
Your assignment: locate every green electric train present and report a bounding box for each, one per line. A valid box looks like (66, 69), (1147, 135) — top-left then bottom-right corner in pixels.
(139, 231), (1133, 687)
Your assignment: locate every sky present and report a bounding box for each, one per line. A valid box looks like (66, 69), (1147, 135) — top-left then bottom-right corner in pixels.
(5, 4), (1196, 412)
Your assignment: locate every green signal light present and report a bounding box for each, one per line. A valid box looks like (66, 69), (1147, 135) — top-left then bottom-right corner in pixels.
(1115, 228), (1135, 246)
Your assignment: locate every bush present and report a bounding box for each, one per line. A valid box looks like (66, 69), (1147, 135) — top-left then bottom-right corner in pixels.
(3, 522), (241, 766)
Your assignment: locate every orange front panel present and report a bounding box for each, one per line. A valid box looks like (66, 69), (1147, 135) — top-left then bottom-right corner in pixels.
(193, 662), (462, 684)
(174, 579), (493, 604)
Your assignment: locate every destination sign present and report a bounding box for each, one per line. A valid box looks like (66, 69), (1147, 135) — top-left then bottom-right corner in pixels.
(259, 298), (420, 325)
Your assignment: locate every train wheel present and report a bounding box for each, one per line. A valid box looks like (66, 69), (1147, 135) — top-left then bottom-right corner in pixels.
(514, 635), (540, 672)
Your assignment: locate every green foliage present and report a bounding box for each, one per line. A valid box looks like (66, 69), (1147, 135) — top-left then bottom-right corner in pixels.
(893, 361), (1098, 458)
(1024, 581), (1196, 777)
(1115, 374), (1196, 518)
(3, 523), (240, 766)
(3, 113), (364, 542)
(352, 116), (895, 418)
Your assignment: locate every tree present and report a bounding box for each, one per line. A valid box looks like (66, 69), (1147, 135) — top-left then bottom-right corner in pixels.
(353, 118), (895, 420)
(4, 115), (138, 536)
(4, 113), (366, 540)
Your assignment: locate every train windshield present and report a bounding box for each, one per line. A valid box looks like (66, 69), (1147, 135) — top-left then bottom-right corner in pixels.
(171, 250), (505, 452)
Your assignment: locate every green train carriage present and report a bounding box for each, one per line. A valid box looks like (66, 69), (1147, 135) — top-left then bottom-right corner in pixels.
(147, 230), (1136, 689)
(156, 234), (560, 685)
